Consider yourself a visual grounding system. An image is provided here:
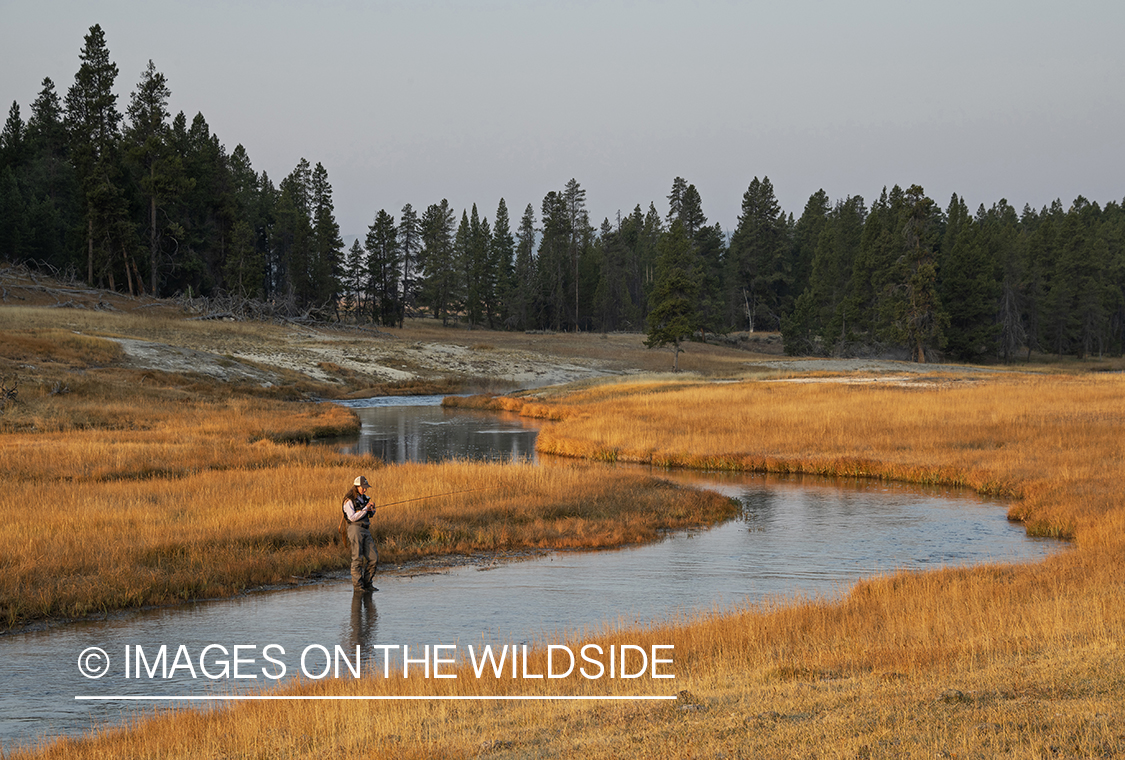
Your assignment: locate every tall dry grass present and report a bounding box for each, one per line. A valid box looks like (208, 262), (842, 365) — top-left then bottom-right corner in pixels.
(1, 314), (738, 629)
(482, 373), (1125, 544)
(9, 368), (1125, 757)
(0, 404), (735, 628)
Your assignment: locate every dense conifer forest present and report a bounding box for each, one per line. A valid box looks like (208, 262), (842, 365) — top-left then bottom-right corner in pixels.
(3, 25), (1123, 361)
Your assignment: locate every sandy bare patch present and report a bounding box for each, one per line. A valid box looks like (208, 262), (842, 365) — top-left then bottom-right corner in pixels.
(108, 332), (613, 389)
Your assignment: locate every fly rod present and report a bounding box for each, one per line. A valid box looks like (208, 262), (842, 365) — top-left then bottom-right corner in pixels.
(367, 486), (495, 512)
(339, 486), (496, 551)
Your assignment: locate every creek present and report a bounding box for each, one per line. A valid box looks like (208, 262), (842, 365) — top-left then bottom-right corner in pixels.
(0, 396), (1061, 751)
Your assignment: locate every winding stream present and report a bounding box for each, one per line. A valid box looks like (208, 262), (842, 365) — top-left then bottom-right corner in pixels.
(0, 397), (1061, 751)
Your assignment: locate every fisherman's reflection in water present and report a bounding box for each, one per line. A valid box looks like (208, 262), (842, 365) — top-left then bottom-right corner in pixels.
(347, 590), (378, 650)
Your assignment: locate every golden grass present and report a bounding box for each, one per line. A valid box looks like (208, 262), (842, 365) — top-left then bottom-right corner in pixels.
(0, 458), (735, 628)
(485, 373), (1125, 544)
(39, 372), (1095, 759)
(0, 301), (740, 629)
(6, 291), (1125, 758)
(0, 328), (124, 367)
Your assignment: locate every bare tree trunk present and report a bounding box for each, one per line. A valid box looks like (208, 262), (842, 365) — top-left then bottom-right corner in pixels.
(149, 192), (158, 294)
(122, 244), (135, 296)
(87, 217), (94, 285)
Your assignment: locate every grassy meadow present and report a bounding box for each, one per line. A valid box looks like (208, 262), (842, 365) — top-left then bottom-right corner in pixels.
(13, 372), (1125, 758)
(0, 279), (742, 629)
(3, 273), (1124, 757)
(0, 365), (735, 627)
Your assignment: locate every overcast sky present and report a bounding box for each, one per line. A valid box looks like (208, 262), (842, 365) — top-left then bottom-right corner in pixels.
(4, 0), (1124, 237)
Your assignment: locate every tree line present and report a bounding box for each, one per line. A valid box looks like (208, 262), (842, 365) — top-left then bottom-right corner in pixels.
(0, 25), (344, 314)
(3, 26), (1123, 361)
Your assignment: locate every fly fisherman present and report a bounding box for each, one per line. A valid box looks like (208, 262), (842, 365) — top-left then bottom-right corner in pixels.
(343, 475), (379, 592)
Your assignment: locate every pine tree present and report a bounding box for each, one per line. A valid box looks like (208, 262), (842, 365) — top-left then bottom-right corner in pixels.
(844, 186), (901, 343)
(645, 220), (699, 371)
(996, 205), (1029, 362)
(666, 177), (687, 226)
(728, 177), (789, 332)
(0, 98), (27, 261)
(275, 158), (313, 306)
(1, 102), (24, 169)
(591, 215), (634, 332)
(22, 78), (80, 268)
(563, 179), (591, 329)
(343, 238), (365, 320)
(1056, 197), (1107, 357)
(455, 210), (472, 325)
(365, 209), (400, 326)
(790, 189), (830, 305)
(462, 204), (490, 328)
(782, 195), (866, 355)
(489, 198), (515, 328)
(1103, 201), (1125, 356)
(677, 184), (706, 239)
(227, 144), (270, 299)
(938, 195), (1001, 361)
(65, 24), (129, 287)
(398, 203), (420, 325)
(638, 203), (664, 318)
(510, 203), (537, 330)
(694, 222), (726, 337)
(887, 185), (946, 362)
(222, 219), (263, 298)
(538, 190), (570, 330)
(311, 162), (343, 315)
(418, 199), (458, 325)
(169, 112), (228, 296)
(124, 59), (178, 294)
(257, 170), (280, 298)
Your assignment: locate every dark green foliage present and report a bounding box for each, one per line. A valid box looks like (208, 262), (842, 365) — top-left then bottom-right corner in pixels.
(789, 189), (829, 307)
(223, 219), (263, 298)
(592, 216), (636, 332)
(310, 162), (343, 313)
(490, 199), (515, 329)
(365, 209), (400, 327)
(885, 185), (946, 362)
(124, 59), (180, 294)
(645, 221), (699, 370)
(938, 197), (1003, 362)
(781, 194), (866, 355)
(461, 204), (491, 328)
(728, 177), (790, 332)
(65, 24), (130, 288)
(507, 203), (537, 330)
(0, 166), (24, 260)
(342, 238), (365, 319)
(418, 199), (458, 325)
(1, 27), (340, 310)
(398, 203), (421, 324)
(1, 102), (24, 170)
(537, 190), (571, 331)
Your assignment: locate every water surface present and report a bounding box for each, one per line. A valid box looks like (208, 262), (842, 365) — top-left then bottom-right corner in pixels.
(334, 395), (543, 463)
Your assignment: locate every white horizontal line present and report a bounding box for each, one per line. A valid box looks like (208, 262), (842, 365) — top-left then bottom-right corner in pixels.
(76, 695), (677, 702)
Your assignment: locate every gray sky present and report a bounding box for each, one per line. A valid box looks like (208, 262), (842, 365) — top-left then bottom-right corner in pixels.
(4, 0), (1124, 237)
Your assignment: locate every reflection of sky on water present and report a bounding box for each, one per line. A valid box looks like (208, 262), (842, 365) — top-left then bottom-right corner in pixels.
(0, 400), (1064, 751)
(333, 397), (543, 464)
